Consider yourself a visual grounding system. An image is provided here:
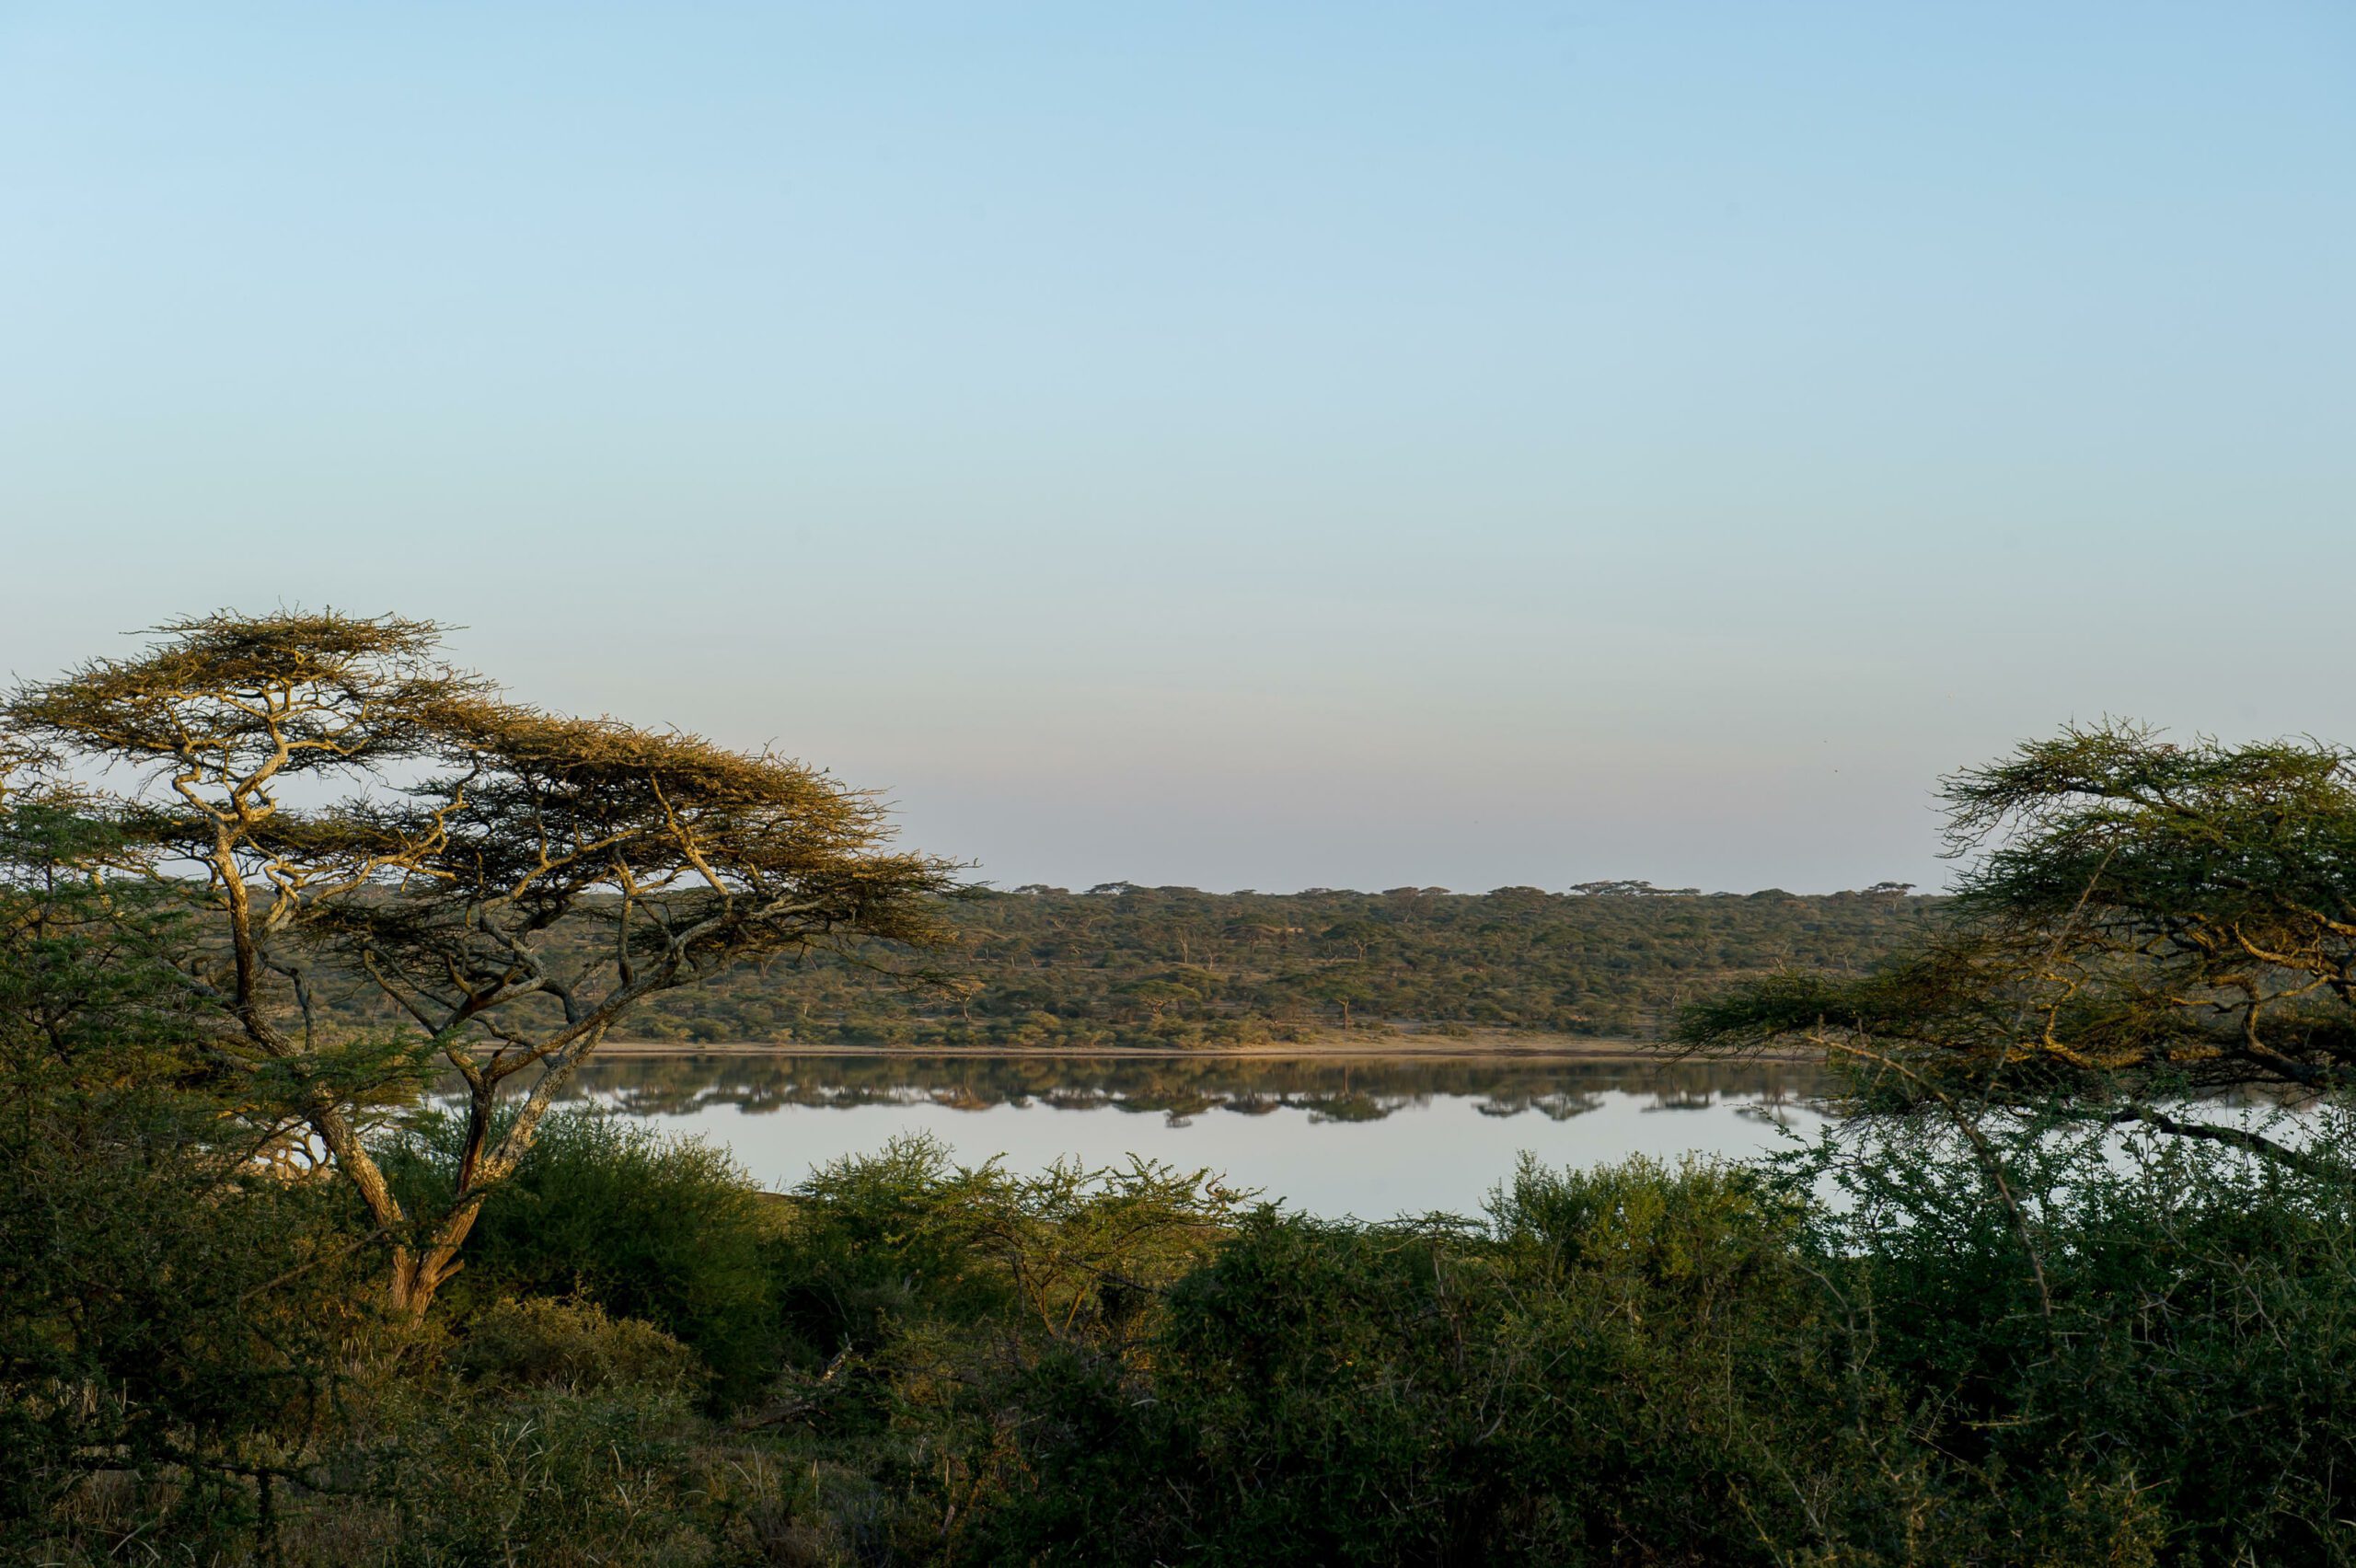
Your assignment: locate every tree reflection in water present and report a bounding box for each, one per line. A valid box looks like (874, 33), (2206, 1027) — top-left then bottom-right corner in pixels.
(436, 1053), (1831, 1128)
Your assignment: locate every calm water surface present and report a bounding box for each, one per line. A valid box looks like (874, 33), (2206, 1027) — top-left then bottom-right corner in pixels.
(526, 1054), (1836, 1218)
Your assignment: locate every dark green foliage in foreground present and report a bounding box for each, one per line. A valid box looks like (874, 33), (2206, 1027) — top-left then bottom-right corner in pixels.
(738, 1122), (2353, 1566)
(767, 1136), (1033, 1359)
(0, 803), (366, 1546)
(17, 1091), (2356, 1563)
(1812, 1114), (2356, 1564)
(383, 1111), (781, 1402)
(997, 1162), (1876, 1565)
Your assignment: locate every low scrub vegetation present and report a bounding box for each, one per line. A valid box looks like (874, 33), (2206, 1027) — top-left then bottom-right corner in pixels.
(13, 1100), (2356, 1564)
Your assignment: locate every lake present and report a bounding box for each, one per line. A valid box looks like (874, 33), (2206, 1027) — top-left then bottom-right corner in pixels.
(519, 1052), (1836, 1218)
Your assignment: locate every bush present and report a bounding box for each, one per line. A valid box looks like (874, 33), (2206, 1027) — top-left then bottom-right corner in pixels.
(767, 1134), (1016, 1365)
(984, 1140), (2344, 1566)
(0, 804), (373, 1556)
(385, 1110), (780, 1402)
(1796, 1113), (2356, 1565)
(987, 1159), (1901, 1565)
(340, 1378), (729, 1568)
(446, 1297), (704, 1394)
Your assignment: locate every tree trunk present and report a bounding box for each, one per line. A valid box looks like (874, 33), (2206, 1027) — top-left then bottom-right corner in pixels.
(396, 1196), (488, 1321)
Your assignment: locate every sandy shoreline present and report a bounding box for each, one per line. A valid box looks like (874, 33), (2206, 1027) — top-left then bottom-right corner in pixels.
(576, 1032), (1818, 1065)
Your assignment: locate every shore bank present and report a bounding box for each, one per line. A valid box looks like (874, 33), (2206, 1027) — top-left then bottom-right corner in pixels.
(576, 1032), (1819, 1065)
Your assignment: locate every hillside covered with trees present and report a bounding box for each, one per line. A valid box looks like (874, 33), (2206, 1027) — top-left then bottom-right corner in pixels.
(599, 882), (1940, 1048)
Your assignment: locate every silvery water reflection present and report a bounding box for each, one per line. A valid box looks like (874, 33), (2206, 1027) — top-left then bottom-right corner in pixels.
(484, 1054), (1836, 1219)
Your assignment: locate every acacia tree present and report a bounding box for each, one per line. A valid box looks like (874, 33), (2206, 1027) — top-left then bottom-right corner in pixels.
(5, 611), (958, 1316)
(1678, 721), (2356, 1173)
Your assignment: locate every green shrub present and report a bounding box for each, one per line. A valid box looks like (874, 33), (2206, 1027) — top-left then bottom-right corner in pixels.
(385, 1110), (780, 1402)
(349, 1378), (728, 1567)
(767, 1135), (1016, 1364)
(0, 804), (373, 1559)
(987, 1159), (1901, 1566)
(1796, 1114), (2356, 1566)
(446, 1297), (704, 1395)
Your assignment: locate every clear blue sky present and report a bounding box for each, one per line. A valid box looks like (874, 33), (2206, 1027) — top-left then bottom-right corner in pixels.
(4, 3), (2351, 893)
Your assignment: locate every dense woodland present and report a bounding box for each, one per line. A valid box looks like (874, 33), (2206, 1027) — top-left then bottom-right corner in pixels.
(335, 883), (1937, 1049)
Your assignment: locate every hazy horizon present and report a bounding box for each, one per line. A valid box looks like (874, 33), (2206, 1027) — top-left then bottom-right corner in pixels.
(6, 4), (2350, 894)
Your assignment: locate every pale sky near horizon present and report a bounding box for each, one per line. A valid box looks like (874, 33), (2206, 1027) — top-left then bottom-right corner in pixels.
(4, 4), (2351, 894)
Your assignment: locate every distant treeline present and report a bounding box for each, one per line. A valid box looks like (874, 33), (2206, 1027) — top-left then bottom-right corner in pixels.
(322, 883), (1941, 1049)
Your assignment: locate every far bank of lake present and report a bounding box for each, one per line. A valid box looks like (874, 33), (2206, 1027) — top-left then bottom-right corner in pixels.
(582, 1030), (1807, 1062)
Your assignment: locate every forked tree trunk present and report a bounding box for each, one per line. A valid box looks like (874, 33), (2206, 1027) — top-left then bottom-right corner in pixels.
(391, 1197), (489, 1321)
(387, 1025), (613, 1320)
